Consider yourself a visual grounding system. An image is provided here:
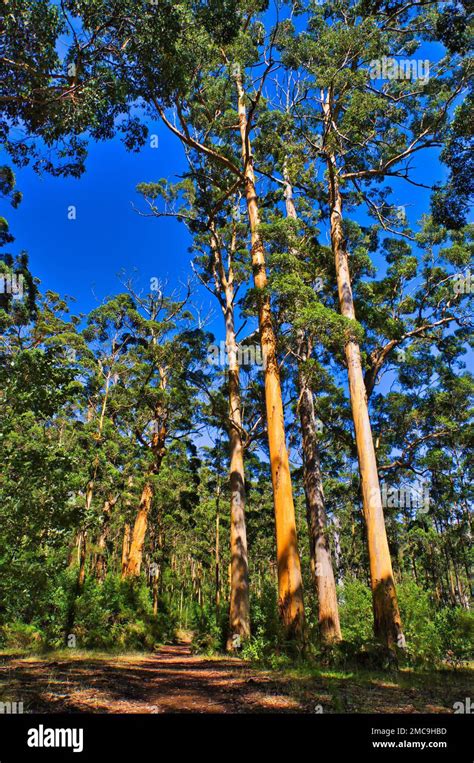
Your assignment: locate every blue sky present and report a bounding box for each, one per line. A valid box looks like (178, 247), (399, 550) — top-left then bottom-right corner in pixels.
(5, 127), (444, 328)
(2, 11), (455, 347)
(5, 120), (207, 325)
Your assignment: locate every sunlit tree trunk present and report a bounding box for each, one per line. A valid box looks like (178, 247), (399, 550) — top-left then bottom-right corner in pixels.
(78, 371), (112, 587)
(77, 528), (87, 590)
(123, 482), (154, 577)
(95, 496), (116, 580)
(325, 138), (403, 648)
(152, 566), (160, 615)
(283, 172), (341, 643)
(121, 523), (131, 576)
(215, 493), (220, 614)
(123, 379), (168, 578)
(234, 71), (305, 638)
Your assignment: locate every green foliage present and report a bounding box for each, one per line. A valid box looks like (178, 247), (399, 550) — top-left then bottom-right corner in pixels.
(338, 579), (373, 645)
(240, 582), (298, 663)
(0, 622), (45, 652)
(397, 581), (443, 666)
(0, 0), (471, 691)
(72, 576), (167, 650)
(436, 607), (474, 667)
(190, 604), (226, 654)
(48, 572), (176, 651)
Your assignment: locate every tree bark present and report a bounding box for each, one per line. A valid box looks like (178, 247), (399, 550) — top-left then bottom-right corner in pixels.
(121, 523), (131, 576)
(123, 482), (154, 578)
(122, 387), (168, 578)
(298, 362), (342, 643)
(77, 528), (87, 590)
(326, 151), (403, 649)
(225, 285), (251, 648)
(95, 496), (116, 581)
(234, 72), (305, 638)
(283, 170), (341, 643)
(215, 499), (220, 613)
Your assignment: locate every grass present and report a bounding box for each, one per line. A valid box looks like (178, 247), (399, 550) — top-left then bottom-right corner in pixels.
(0, 646), (472, 713)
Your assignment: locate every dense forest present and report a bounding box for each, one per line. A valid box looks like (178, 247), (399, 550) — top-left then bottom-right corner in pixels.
(0, 0), (473, 713)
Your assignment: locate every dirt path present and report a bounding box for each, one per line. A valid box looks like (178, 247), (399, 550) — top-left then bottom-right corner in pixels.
(0, 645), (303, 713)
(0, 645), (471, 713)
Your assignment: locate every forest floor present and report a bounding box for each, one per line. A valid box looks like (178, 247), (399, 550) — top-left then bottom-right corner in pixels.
(0, 644), (472, 714)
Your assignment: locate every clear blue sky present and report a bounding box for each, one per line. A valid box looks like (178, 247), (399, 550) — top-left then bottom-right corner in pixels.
(6, 120), (217, 327)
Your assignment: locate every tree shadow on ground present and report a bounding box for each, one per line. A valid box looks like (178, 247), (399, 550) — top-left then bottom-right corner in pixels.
(0, 645), (471, 714)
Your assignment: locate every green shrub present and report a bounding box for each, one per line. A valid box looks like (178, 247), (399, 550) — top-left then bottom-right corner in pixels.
(436, 606), (474, 666)
(338, 579), (373, 645)
(0, 622), (45, 651)
(397, 580), (443, 665)
(70, 574), (176, 650)
(190, 603), (226, 654)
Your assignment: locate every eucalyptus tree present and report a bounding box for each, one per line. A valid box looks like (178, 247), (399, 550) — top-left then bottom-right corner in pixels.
(78, 295), (143, 585)
(64, 0), (307, 637)
(277, 0), (471, 647)
(137, 163), (257, 648)
(97, 285), (209, 581)
(361, 218), (474, 607)
(0, 0), (139, 177)
(248, 92), (344, 641)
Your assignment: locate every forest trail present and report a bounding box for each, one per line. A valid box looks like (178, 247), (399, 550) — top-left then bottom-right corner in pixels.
(0, 645), (304, 714)
(1, 645), (472, 714)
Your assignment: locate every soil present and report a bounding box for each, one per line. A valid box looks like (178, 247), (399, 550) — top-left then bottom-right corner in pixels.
(0, 644), (471, 714)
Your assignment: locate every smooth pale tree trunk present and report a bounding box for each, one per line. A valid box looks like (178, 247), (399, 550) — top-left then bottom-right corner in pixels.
(283, 173), (341, 643)
(215, 496), (220, 614)
(68, 531), (81, 568)
(204, 223), (250, 647)
(234, 72), (305, 639)
(121, 523), (131, 576)
(224, 284), (250, 649)
(298, 360), (342, 643)
(326, 151), (403, 648)
(78, 372), (112, 587)
(95, 497), (116, 581)
(152, 565), (160, 615)
(77, 529), (87, 590)
(77, 477), (94, 590)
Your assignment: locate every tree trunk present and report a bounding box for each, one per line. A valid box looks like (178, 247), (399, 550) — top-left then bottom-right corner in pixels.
(121, 523), (131, 576)
(77, 529), (87, 590)
(152, 566), (160, 615)
(298, 365), (342, 643)
(234, 71), (305, 639)
(215, 502), (220, 613)
(95, 497), (116, 581)
(283, 169), (341, 643)
(326, 152), (403, 649)
(122, 482), (154, 578)
(225, 293), (251, 649)
(123, 396), (167, 578)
